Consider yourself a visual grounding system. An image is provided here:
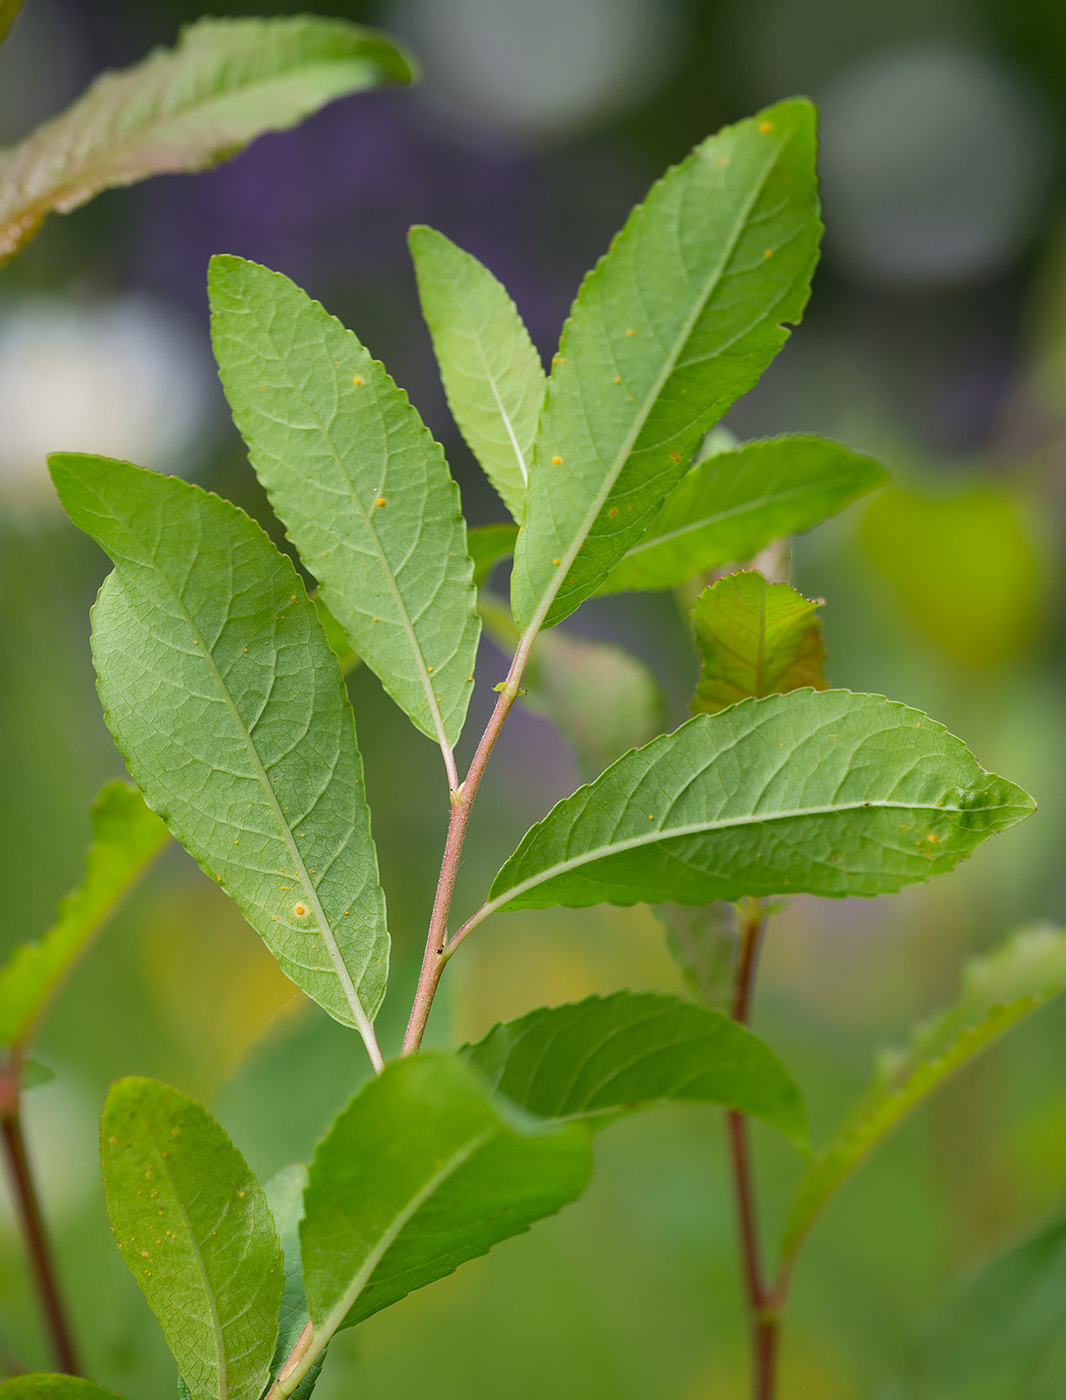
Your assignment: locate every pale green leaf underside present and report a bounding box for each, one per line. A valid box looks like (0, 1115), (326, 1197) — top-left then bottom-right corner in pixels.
(691, 570), (827, 714)
(512, 99), (822, 632)
(782, 924), (1066, 1263)
(487, 689), (1034, 913)
(468, 522), (520, 588)
(0, 1380), (125, 1400)
(0, 16), (413, 264)
(657, 902), (737, 1012)
(410, 225), (545, 522)
(101, 1078), (283, 1400)
(300, 1055), (590, 1340)
(479, 593), (667, 780)
(0, 781), (168, 1049)
(209, 255), (479, 751)
(465, 991), (807, 1147)
(601, 434), (887, 594)
(885, 1214), (1066, 1400)
(264, 1164), (312, 1376)
(49, 454), (389, 1036)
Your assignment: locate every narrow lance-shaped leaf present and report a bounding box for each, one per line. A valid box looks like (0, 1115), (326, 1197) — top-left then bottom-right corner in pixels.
(885, 1213), (1066, 1400)
(0, 1382), (126, 1400)
(512, 100), (822, 633)
(209, 256), (480, 754)
(0, 781), (168, 1051)
(101, 1078), (283, 1400)
(600, 434), (887, 595)
(656, 902), (737, 1012)
(287, 1055), (590, 1395)
(50, 455), (389, 1053)
(465, 991), (807, 1148)
(781, 924), (1066, 1264)
(264, 1164), (321, 1400)
(690, 571), (827, 714)
(410, 226), (546, 522)
(484, 690), (1034, 915)
(0, 17), (414, 264)
(468, 522), (520, 589)
(479, 594), (667, 779)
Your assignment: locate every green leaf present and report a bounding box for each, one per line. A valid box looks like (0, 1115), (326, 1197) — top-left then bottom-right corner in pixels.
(264, 1164), (319, 1395)
(0, 16), (414, 264)
(690, 571), (827, 714)
(511, 100), (822, 633)
(479, 594), (668, 780)
(297, 1055), (590, 1365)
(0, 781), (168, 1050)
(485, 690), (1034, 914)
(885, 1214), (1066, 1400)
(49, 454), (389, 1053)
(21, 1059), (56, 1091)
(410, 226), (545, 522)
(468, 522), (520, 589)
(101, 1078), (283, 1400)
(209, 256), (480, 754)
(782, 924), (1066, 1265)
(0, 0), (25, 48)
(464, 991), (807, 1148)
(312, 595), (360, 678)
(0, 1381), (125, 1400)
(656, 902), (737, 1011)
(600, 434), (887, 594)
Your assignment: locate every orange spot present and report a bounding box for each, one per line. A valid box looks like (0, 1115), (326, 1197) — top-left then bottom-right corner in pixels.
(553, 558), (560, 565)
(613, 376), (621, 384)
(626, 328), (635, 337)
(670, 452), (681, 462)
(376, 497), (386, 506)
(352, 376), (363, 385)
(427, 666), (433, 673)
(293, 902), (309, 917)
(759, 121), (773, 133)
(552, 455), (562, 465)
(609, 508), (619, 518)
(763, 249), (773, 259)
(628, 503), (636, 510)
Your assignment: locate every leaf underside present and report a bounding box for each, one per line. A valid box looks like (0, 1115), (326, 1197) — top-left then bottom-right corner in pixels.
(0, 16), (414, 264)
(488, 689), (1034, 913)
(512, 99), (823, 632)
(690, 570), (827, 714)
(101, 1078), (283, 1400)
(782, 923), (1066, 1261)
(465, 991), (807, 1147)
(209, 255), (480, 750)
(300, 1055), (591, 1336)
(49, 454), (389, 1033)
(0, 1381), (126, 1400)
(600, 434), (886, 595)
(0, 781), (168, 1049)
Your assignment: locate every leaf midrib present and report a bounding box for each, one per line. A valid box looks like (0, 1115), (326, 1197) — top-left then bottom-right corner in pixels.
(492, 795), (986, 908)
(525, 128), (789, 633)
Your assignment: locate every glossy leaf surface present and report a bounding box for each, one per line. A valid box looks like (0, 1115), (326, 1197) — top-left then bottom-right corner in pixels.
(0, 17), (413, 263)
(300, 1055), (590, 1343)
(210, 256), (479, 751)
(411, 226), (545, 521)
(0, 781), (167, 1049)
(690, 571), (826, 713)
(101, 1078), (283, 1400)
(512, 100), (822, 632)
(782, 924), (1066, 1261)
(488, 690), (1034, 912)
(601, 434), (886, 594)
(465, 991), (806, 1147)
(50, 455), (389, 1042)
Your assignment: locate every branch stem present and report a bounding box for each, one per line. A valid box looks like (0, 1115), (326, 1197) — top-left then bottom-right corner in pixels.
(401, 628), (537, 1055)
(726, 902), (781, 1400)
(0, 1054), (79, 1375)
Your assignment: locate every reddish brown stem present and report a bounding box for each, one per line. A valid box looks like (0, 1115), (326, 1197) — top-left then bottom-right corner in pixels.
(0, 1056), (79, 1375)
(401, 636), (534, 1056)
(726, 903), (781, 1400)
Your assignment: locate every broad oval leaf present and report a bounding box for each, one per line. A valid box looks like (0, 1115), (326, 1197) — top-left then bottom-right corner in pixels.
(0, 1382), (125, 1400)
(49, 454), (389, 1050)
(486, 690), (1034, 913)
(297, 1054), (590, 1372)
(690, 571), (827, 714)
(600, 434), (887, 594)
(410, 226), (545, 522)
(0, 781), (168, 1050)
(511, 99), (822, 633)
(209, 256), (480, 753)
(464, 991), (807, 1148)
(782, 923), (1066, 1265)
(101, 1078), (283, 1400)
(0, 17), (414, 264)
(884, 1214), (1066, 1400)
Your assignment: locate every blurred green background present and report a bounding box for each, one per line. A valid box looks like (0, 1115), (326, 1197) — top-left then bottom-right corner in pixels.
(1, 0), (1064, 1395)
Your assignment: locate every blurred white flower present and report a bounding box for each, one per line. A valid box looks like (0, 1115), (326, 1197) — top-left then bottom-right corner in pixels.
(0, 293), (218, 516)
